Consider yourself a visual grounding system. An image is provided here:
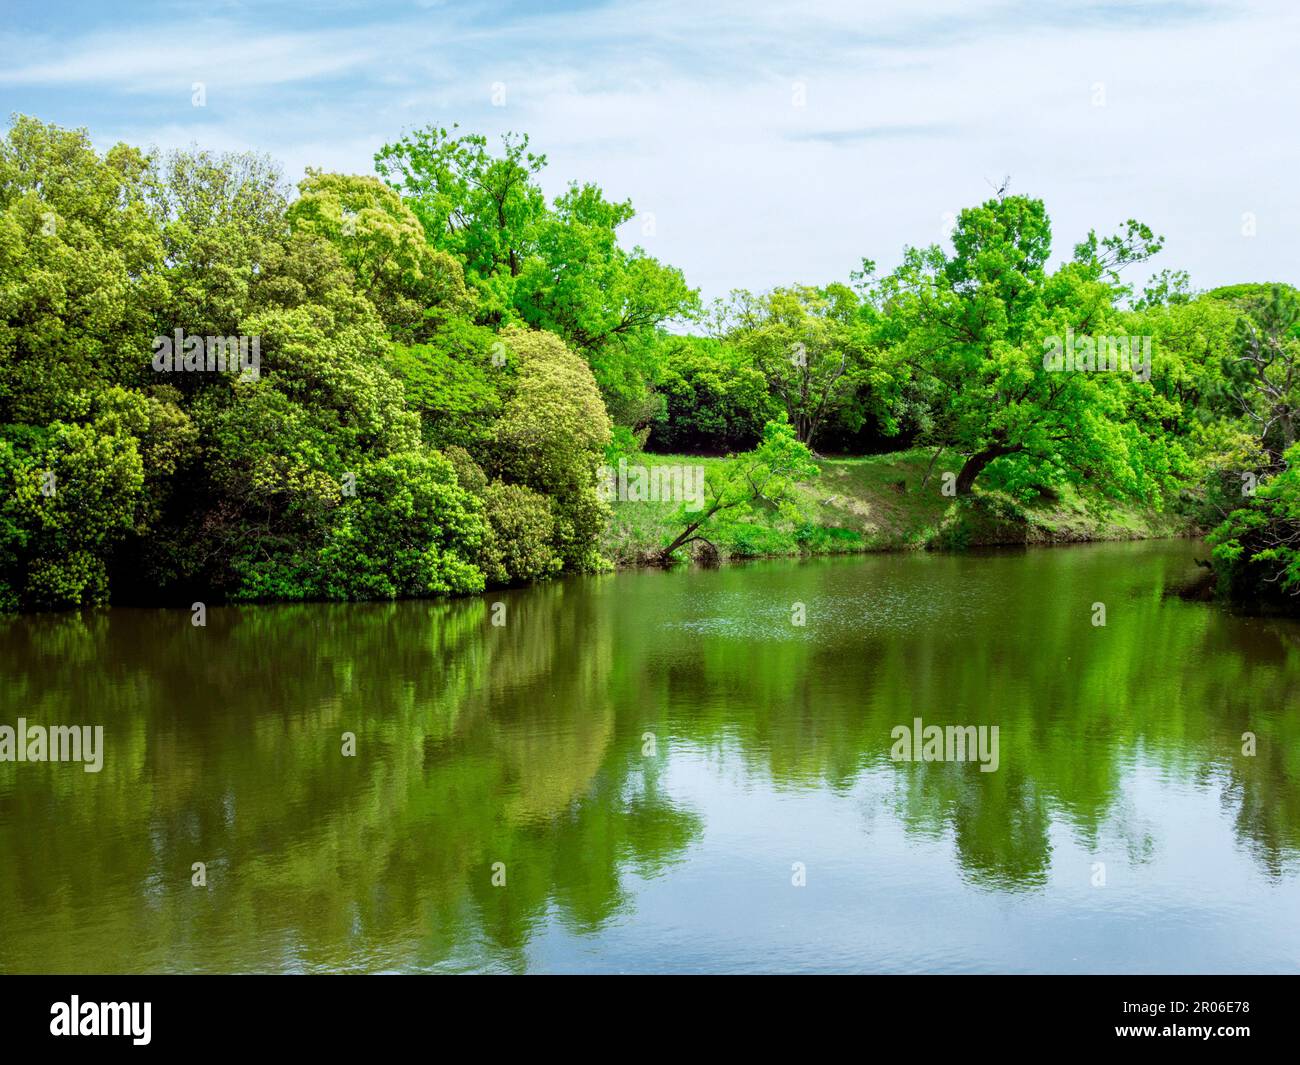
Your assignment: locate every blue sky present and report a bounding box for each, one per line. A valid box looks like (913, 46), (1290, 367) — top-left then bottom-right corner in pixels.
(2, 0), (1296, 302)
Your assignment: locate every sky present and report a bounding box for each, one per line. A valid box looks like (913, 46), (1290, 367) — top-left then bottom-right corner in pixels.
(2, 0), (1296, 304)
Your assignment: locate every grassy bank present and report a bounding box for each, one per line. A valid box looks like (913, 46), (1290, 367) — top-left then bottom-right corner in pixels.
(601, 447), (1190, 565)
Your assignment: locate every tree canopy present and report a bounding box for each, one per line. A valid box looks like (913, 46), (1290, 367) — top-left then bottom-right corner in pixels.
(4, 112), (1300, 613)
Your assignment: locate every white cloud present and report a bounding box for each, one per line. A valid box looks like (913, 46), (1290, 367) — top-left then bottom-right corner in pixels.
(0, 26), (384, 93)
(4, 0), (1297, 299)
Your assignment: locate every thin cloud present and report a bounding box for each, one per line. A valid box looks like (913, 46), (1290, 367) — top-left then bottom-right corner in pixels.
(0, 0), (1293, 302)
(787, 124), (957, 145)
(0, 26), (385, 92)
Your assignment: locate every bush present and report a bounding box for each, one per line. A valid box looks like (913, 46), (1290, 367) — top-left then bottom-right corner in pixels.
(1208, 444), (1300, 607)
(480, 481), (561, 585)
(488, 327), (612, 571)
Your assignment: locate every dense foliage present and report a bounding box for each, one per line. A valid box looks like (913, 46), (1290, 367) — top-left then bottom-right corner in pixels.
(0, 117), (613, 609)
(2, 113), (1298, 611)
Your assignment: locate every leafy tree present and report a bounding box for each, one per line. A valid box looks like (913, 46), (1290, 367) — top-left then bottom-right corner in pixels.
(177, 244), (488, 601)
(0, 116), (163, 424)
(717, 284), (876, 448)
(658, 420), (818, 561)
(441, 445), (561, 586)
(1208, 442), (1300, 603)
(0, 119), (188, 608)
(516, 182), (698, 358)
(374, 125), (548, 321)
(375, 125), (698, 414)
(873, 195), (1180, 498)
(1194, 285), (1300, 607)
(0, 387), (196, 609)
(5, 113), (1284, 613)
(385, 317), (506, 451)
(287, 170), (473, 341)
(1220, 285), (1300, 468)
(1120, 292), (1250, 527)
(647, 335), (779, 452)
(147, 148), (289, 350)
(487, 327), (612, 571)
(478, 480), (562, 585)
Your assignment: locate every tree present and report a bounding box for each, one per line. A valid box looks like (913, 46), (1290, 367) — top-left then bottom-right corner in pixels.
(385, 316), (505, 451)
(147, 148), (289, 350)
(647, 336), (779, 453)
(1208, 441), (1300, 603)
(486, 327), (612, 572)
(658, 420), (818, 561)
(1194, 285), (1300, 608)
(717, 284), (876, 448)
(477, 480), (562, 585)
(0, 118), (184, 608)
(873, 195), (1180, 499)
(1221, 285), (1300, 468)
(375, 125), (698, 415)
(185, 287), (488, 601)
(0, 116), (163, 424)
(516, 182), (698, 359)
(287, 170), (472, 341)
(374, 125), (549, 320)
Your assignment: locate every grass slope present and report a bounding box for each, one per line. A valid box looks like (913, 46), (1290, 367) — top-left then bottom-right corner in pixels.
(601, 448), (1188, 565)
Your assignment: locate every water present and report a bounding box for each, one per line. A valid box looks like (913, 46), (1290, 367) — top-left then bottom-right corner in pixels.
(1, 539), (1298, 973)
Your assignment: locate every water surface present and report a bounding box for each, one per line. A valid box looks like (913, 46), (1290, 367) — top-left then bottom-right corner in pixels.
(2, 539), (1298, 973)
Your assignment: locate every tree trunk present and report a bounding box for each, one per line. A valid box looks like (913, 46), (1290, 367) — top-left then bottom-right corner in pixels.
(918, 445), (944, 492)
(955, 444), (1020, 495)
(659, 524), (702, 561)
(658, 504), (721, 562)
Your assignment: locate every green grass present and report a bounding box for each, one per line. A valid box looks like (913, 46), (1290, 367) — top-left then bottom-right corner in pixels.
(601, 448), (1189, 565)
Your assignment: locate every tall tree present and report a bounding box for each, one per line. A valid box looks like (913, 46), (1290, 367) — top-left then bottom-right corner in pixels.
(1222, 285), (1300, 467)
(374, 125), (698, 406)
(717, 284), (875, 447)
(287, 169), (472, 341)
(873, 195), (1179, 498)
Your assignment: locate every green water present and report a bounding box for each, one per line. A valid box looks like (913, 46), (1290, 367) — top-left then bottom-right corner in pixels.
(1, 539), (1298, 973)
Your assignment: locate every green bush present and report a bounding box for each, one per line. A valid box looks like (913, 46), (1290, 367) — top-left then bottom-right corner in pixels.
(480, 481), (561, 585)
(1208, 444), (1300, 606)
(488, 327), (612, 572)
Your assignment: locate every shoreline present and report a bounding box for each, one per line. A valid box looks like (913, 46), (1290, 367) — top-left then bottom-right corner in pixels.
(0, 448), (1197, 616)
(602, 447), (1193, 568)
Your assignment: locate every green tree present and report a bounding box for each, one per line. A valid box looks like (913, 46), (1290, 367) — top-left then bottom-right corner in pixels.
(375, 126), (698, 413)
(1198, 286), (1300, 608)
(1208, 442), (1300, 603)
(1221, 285), (1300, 467)
(478, 480), (562, 585)
(147, 148), (289, 352)
(385, 317), (506, 451)
(0, 118), (186, 608)
(718, 284), (876, 448)
(647, 335), (779, 453)
(658, 420), (818, 561)
(0, 387), (196, 609)
(487, 327), (612, 572)
(374, 125), (548, 321)
(287, 170), (473, 341)
(874, 195), (1179, 498)
(517, 182), (698, 359)
(0, 116), (163, 424)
